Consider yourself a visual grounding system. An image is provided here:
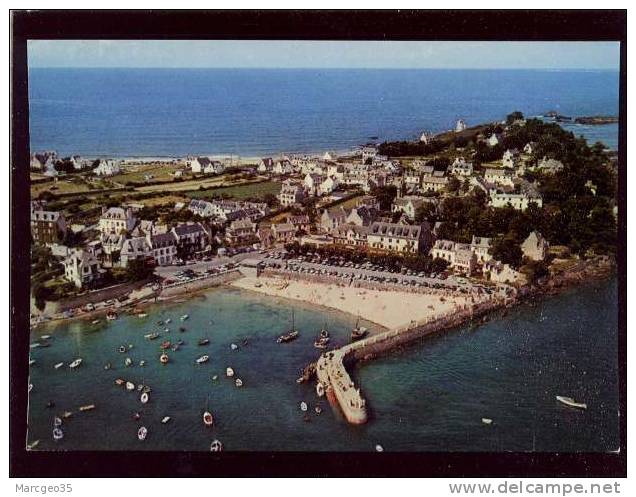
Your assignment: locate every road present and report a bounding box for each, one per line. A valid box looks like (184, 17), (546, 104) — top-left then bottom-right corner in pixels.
(154, 252), (265, 279)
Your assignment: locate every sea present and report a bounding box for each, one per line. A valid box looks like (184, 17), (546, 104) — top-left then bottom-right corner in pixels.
(27, 278), (619, 452)
(28, 68), (620, 157)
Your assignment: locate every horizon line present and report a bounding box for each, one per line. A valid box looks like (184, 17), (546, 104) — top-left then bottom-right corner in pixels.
(29, 66), (619, 71)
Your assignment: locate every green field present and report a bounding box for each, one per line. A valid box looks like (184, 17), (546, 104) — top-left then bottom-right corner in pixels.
(187, 181), (282, 201)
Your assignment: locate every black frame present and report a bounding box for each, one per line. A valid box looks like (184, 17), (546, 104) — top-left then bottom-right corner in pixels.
(10, 9), (627, 477)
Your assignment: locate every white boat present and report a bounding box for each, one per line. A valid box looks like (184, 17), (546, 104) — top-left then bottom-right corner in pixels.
(212, 375), (218, 381)
(27, 440), (40, 450)
(161, 416), (171, 424)
(165, 319), (172, 324)
(79, 404), (95, 412)
(316, 382), (325, 397)
(481, 418), (493, 425)
(28, 383), (33, 393)
(91, 319), (100, 325)
(235, 378), (243, 387)
(68, 358), (82, 370)
(230, 343), (238, 350)
(138, 426), (148, 441)
(53, 416), (63, 427)
(300, 401), (308, 412)
(226, 367), (235, 377)
(210, 439), (223, 452)
(124, 357), (133, 367)
(140, 392), (149, 404)
(203, 411), (214, 426)
(41, 335), (52, 340)
(375, 444), (384, 452)
(139, 360), (146, 367)
(160, 353), (169, 364)
(556, 395), (587, 410)
(52, 428), (64, 441)
(126, 381), (136, 391)
(138, 313), (148, 318)
(196, 355), (210, 364)
(180, 314), (189, 321)
(29, 359), (36, 366)
(30, 343), (40, 349)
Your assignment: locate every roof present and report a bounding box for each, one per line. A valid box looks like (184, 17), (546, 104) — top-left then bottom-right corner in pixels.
(369, 221), (427, 240)
(174, 223), (206, 235)
(101, 207), (131, 220)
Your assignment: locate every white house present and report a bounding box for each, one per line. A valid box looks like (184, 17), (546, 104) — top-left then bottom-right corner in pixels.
(367, 221), (433, 255)
(502, 149), (520, 168)
(537, 157), (564, 175)
(489, 190), (543, 211)
(278, 181), (306, 207)
(450, 157), (474, 177)
(430, 239), (477, 275)
(93, 159), (121, 176)
(120, 236), (152, 268)
(421, 175), (448, 193)
(487, 133), (501, 147)
(62, 249), (102, 288)
(273, 159), (293, 175)
(470, 236), (493, 263)
(484, 168), (515, 187)
(99, 207), (136, 235)
(319, 176), (339, 196)
(323, 151), (338, 161)
(484, 259), (526, 285)
(521, 231), (549, 261)
(523, 142), (537, 155)
(455, 119), (467, 132)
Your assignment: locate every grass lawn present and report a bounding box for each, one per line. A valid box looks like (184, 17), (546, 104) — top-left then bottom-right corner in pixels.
(139, 194), (190, 207)
(31, 178), (93, 198)
(186, 180), (282, 200)
(110, 163), (189, 185)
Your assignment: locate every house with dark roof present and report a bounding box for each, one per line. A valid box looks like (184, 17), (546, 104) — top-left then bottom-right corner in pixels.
(367, 221), (433, 255)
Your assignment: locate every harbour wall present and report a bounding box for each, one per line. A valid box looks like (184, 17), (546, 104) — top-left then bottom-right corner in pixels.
(316, 295), (512, 425)
(159, 269), (241, 298)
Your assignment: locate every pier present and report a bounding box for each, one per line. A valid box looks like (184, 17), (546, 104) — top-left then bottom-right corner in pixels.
(316, 297), (511, 424)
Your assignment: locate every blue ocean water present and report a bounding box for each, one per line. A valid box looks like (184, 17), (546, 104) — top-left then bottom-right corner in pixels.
(27, 279), (618, 452)
(28, 68), (620, 157)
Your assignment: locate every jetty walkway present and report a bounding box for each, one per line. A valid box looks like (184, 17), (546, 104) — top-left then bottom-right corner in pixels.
(315, 296), (513, 424)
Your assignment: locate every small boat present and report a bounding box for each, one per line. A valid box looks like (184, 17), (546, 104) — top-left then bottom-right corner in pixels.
(180, 314), (189, 321)
(29, 359), (36, 366)
(277, 310), (299, 343)
(133, 412), (141, 421)
(375, 444), (384, 452)
(164, 328), (170, 333)
(79, 404), (95, 412)
(118, 345), (127, 353)
(144, 332), (160, 340)
(212, 375), (218, 381)
(126, 381), (136, 391)
(139, 360), (146, 367)
(62, 411), (73, 419)
(171, 344), (180, 352)
(313, 339), (328, 349)
(230, 343), (238, 350)
(160, 353), (169, 364)
(319, 326), (330, 340)
(203, 411), (214, 426)
(30, 343), (40, 349)
(137, 426), (148, 441)
(53, 416), (63, 427)
(27, 440), (40, 450)
(54, 362), (64, 370)
(115, 378), (125, 386)
(316, 382), (325, 397)
(138, 313), (148, 318)
(52, 428), (64, 441)
(41, 335), (52, 340)
(140, 392), (149, 404)
(165, 318), (172, 324)
(91, 319), (100, 325)
(68, 358), (82, 370)
(210, 439), (223, 452)
(481, 418), (493, 425)
(226, 367), (235, 377)
(300, 401), (308, 412)
(124, 357), (133, 367)
(142, 385), (151, 394)
(351, 315), (368, 341)
(157, 320), (164, 326)
(160, 340), (171, 350)
(196, 355), (209, 364)
(106, 312), (117, 321)
(198, 338), (210, 346)
(235, 378), (243, 388)
(104, 363), (112, 370)
(314, 406), (322, 415)
(161, 416), (171, 424)
(28, 383), (33, 393)
(556, 395), (587, 410)
(179, 327), (186, 333)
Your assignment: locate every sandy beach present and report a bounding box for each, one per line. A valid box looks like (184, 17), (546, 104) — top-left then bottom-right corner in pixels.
(231, 276), (473, 329)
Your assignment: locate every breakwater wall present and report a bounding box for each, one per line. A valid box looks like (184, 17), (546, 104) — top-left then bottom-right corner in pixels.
(316, 295), (512, 425)
(159, 269), (241, 298)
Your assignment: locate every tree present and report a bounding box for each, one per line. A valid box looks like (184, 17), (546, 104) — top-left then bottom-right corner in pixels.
(125, 259), (153, 282)
(445, 177), (461, 194)
(490, 236), (523, 268)
(506, 111), (524, 125)
(370, 185), (397, 211)
(414, 203), (437, 224)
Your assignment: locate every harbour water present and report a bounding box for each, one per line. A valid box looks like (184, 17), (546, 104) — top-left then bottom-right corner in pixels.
(27, 278), (619, 452)
(28, 68), (619, 157)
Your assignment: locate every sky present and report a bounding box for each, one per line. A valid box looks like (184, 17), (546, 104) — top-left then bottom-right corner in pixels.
(27, 40), (620, 70)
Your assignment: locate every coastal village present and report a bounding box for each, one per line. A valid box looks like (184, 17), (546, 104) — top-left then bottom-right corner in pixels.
(29, 111), (618, 434)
